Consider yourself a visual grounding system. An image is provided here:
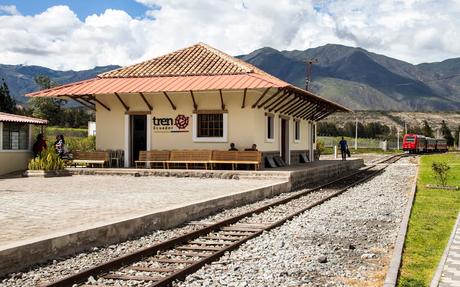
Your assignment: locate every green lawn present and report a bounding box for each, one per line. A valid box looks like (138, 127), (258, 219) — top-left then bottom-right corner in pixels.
(398, 152), (460, 287)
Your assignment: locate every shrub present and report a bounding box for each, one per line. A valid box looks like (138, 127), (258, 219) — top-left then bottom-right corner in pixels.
(66, 136), (96, 152)
(28, 149), (65, 171)
(432, 161), (450, 186)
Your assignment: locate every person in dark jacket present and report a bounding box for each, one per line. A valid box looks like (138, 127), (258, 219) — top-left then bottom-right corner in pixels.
(228, 143), (238, 151)
(32, 133), (47, 157)
(338, 137), (348, 160)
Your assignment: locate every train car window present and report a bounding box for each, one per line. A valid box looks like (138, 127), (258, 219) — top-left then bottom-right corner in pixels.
(405, 137), (415, 142)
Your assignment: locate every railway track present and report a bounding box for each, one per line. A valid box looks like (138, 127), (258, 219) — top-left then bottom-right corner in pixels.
(41, 154), (405, 287)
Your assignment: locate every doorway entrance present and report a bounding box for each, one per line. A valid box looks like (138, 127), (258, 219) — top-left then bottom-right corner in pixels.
(130, 115), (147, 165)
(280, 118), (289, 164)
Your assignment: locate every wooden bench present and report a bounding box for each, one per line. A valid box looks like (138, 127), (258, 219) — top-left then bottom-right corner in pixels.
(168, 150), (213, 169)
(72, 151), (109, 168)
(211, 151), (261, 170)
(135, 150), (170, 168)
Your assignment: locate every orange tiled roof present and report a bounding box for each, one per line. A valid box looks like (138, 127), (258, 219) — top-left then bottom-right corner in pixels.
(0, 112), (48, 125)
(100, 43), (263, 78)
(25, 43), (352, 117)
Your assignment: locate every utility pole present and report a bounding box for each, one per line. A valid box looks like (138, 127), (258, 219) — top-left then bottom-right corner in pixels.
(397, 128), (400, 150)
(404, 122), (407, 135)
(355, 117), (358, 150)
(305, 58), (319, 91)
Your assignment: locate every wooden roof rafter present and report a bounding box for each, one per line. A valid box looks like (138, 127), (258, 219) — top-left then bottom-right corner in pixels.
(257, 88), (284, 109)
(278, 95), (304, 115)
(297, 102), (320, 119)
(266, 90), (291, 112)
(251, 87), (271, 108)
(271, 92), (297, 113)
(114, 92), (129, 111)
(85, 95), (111, 111)
(163, 91), (176, 110)
(240, 88), (246, 109)
(68, 96), (96, 111)
(219, 89), (226, 110)
(190, 90), (198, 111)
(139, 92), (153, 111)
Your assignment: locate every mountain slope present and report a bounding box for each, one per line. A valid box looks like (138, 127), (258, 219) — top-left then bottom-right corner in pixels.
(2, 44), (460, 111)
(239, 44), (460, 111)
(0, 64), (119, 103)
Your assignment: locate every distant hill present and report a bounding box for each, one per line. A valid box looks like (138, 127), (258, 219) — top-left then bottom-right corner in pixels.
(2, 43), (460, 111)
(0, 64), (119, 104)
(238, 44), (460, 111)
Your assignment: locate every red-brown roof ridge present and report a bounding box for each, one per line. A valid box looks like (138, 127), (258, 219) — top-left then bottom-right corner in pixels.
(99, 43), (268, 78)
(0, 112), (48, 125)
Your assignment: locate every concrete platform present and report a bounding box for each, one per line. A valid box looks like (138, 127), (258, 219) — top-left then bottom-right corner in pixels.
(0, 159), (363, 277)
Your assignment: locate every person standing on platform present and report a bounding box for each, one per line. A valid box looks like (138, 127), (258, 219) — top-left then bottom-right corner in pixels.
(339, 137), (348, 160)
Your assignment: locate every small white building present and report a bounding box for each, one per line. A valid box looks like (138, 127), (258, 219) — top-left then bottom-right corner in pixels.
(0, 112), (48, 175)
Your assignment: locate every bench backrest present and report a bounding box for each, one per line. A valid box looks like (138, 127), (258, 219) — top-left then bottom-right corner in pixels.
(212, 150), (238, 161)
(170, 150), (212, 161)
(236, 151), (261, 162)
(139, 150), (170, 161)
(73, 151), (109, 161)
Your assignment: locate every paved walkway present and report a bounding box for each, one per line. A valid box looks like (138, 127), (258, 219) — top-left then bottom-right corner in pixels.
(433, 213), (460, 287)
(0, 175), (282, 248)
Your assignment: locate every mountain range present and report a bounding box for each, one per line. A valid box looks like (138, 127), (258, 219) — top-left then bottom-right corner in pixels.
(1, 44), (460, 111)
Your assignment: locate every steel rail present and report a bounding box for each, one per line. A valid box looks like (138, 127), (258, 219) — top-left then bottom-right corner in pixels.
(41, 154), (405, 287)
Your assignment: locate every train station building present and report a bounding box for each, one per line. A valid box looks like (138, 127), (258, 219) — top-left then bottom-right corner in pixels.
(0, 112), (47, 175)
(27, 43), (350, 168)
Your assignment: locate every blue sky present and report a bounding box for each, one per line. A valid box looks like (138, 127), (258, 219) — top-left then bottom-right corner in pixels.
(0, 0), (152, 19)
(0, 0), (459, 70)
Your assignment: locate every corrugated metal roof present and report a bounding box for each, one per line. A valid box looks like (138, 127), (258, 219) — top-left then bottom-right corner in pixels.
(0, 112), (48, 125)
(27, 74), (287, 97)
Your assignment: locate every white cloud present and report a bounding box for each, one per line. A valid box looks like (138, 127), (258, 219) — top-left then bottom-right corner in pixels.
(0, 5), (20, 15)
(0, 0), (459, 70)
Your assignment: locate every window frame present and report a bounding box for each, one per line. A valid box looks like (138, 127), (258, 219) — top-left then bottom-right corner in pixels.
(0, 122), (32, 152)
(294, 119), (301, 143)
(265, 113), (275, 142)
(192, 111), (228, 143)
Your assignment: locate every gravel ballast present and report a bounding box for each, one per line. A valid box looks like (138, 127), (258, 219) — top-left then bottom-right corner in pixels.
(176, 156), (417, 287)
(0, 157), (416, 286)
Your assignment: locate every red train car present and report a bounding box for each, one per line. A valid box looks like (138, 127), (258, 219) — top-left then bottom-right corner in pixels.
(436, 138), (448, 152)
(402, 134), (426, 153)
(403, 134), (448, 153)
(426, 137), (437, 152)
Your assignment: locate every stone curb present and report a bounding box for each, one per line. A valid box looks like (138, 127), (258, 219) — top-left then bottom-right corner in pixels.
(430, 212), (460, 287)
(383, 157), (420, 287)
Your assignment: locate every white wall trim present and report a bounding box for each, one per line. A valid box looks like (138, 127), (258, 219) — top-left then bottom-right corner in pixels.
(192, 113), (228, 143)
(293, 119), (301, 143)
(265, 114), (275, 143)
(124, 115), (130, 167)
(147, 114), (152, 150)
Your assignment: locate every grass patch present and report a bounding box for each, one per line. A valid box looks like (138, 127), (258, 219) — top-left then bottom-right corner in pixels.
(398, 152), (460, 286)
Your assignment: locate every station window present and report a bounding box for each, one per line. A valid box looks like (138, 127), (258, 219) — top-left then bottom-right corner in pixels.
(266, 114), (274, 142)
(197, 113), (223, 137)
(2, 123), (29, 150)
(192, 112), (228, 142)
(294, 120), (301, 142)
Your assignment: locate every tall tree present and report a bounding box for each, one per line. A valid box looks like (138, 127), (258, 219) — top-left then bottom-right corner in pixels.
(421, 120), (434, 137)
(28, 75), (67, 125)
(454, 125), (460, 148)
(440, 120), (454, 146)
(0, 79), (16, 113)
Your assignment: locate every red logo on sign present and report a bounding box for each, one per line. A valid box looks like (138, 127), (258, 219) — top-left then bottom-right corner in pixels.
(175, 114), (189, 129)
